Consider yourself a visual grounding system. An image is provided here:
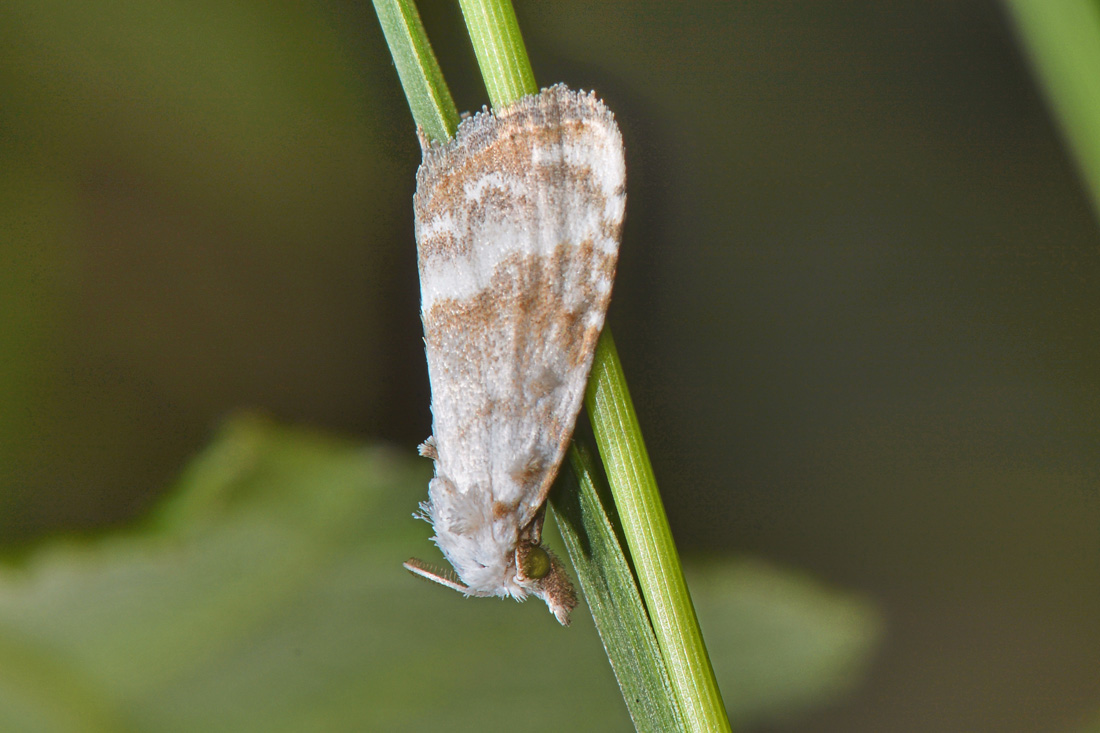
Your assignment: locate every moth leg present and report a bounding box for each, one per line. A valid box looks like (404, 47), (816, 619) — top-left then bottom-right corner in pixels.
(521, 502), (548, 545)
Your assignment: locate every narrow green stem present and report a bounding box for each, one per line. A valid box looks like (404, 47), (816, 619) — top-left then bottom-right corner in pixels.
(458, 0), (538, 109)
(586, 331), (731, 733)
(1004, 0), (1100, 223)
(372, 0), (460, 143)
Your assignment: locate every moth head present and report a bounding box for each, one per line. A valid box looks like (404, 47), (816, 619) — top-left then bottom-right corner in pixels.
(517, 542), (552, 580)
(515, 542), (577, 626)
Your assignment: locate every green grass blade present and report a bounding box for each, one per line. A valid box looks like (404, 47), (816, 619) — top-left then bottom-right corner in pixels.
(457, 0), (538, 109)
(372, 0), (460, 142)
(586, 331), (732, 733)
(551, 442), (688, 733)
(1004, 0), (1100, 221)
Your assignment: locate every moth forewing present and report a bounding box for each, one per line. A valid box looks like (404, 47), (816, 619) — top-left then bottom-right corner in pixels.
(405, 84), (625, 625)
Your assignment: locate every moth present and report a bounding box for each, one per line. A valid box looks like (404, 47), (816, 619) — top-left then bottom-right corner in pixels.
(403, 84), (626, 625)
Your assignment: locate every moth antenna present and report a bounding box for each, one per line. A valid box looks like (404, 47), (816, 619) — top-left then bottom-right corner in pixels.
(522, 503), (548, 544)
(403, 558), (470, 594)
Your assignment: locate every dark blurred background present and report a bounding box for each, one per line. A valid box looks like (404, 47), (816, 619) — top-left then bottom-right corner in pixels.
(2, 2), (1098, 731)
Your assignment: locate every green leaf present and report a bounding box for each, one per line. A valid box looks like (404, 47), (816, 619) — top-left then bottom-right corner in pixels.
(0, 418), (879, 731)
(551, 443), (687, 732)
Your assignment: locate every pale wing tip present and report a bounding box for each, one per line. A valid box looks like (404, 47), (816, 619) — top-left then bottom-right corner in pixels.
(549, 598), (574, 627)
(403, 558), (469, 594)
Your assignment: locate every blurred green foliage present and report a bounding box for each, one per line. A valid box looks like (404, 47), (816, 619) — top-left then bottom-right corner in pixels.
(0, 416), (880, 731)
(1, 0), (404, 536)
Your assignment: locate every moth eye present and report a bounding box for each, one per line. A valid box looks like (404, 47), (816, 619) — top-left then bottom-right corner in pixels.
(519, 544), (551, 580)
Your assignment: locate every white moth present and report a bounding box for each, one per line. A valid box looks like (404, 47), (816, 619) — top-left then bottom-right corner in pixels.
(403, 84), (626, 625)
